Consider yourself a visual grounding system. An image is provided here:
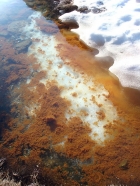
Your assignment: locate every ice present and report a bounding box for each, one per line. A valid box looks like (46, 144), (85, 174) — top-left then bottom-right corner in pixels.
(59, 0), (140, 90)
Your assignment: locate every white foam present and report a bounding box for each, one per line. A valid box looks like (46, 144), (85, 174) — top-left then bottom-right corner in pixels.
(22, 12), (118, 143)
(59, 0), (140, 90)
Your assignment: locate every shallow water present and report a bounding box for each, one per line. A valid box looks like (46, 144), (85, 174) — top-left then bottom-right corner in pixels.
(0, 0), (140, 185)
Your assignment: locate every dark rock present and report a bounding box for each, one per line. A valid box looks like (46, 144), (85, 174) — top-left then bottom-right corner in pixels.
(24, 0), (47, 8)
(15, 39), (32, 53)
(60, 20), (79, 29)
(55, 4), (78, 13)
(24, 0), (35, 7)
(119, 159), (129, 170)
(57, 13), (79, 28)
(78, 6), (90, 13)
(59, 0), (72, 5)
(25, 1), (35, 7)
(0, 158), (6, 167)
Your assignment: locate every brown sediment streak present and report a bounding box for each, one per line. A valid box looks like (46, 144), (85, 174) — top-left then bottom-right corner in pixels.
(0, 16), (140, 185)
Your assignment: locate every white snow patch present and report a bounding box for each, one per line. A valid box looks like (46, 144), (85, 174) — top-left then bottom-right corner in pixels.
(59, 0), (140, 90)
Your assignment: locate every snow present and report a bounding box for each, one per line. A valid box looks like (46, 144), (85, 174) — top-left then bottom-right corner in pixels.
(59, 0), (140, 90)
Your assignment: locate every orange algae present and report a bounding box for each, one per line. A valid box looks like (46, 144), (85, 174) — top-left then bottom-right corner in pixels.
(96, 110), (105, 120)
(0, 17), (140, 186)
(0, 77), (92, 184)
(54, 30), (140, 184)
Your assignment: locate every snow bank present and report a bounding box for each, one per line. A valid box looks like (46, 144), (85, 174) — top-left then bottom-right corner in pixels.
(59, 0), (140, 90)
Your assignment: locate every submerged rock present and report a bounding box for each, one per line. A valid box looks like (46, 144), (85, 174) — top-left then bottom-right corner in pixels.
(24, 0), (35, 7)
(58, 19), (79, 29)
(25, 2), (35, 7)
(25, 0), (45, 8)
(78, 6), (90, 13)
(55, 4), (78, 13)
(59, 0), (72, 5)
(119, 159), (129, 170)
(15, 39), (32, 53)
(8, 20), (26, 34)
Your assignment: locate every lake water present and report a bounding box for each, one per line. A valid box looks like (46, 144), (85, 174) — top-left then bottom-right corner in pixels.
(0, 0), (140, 185)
